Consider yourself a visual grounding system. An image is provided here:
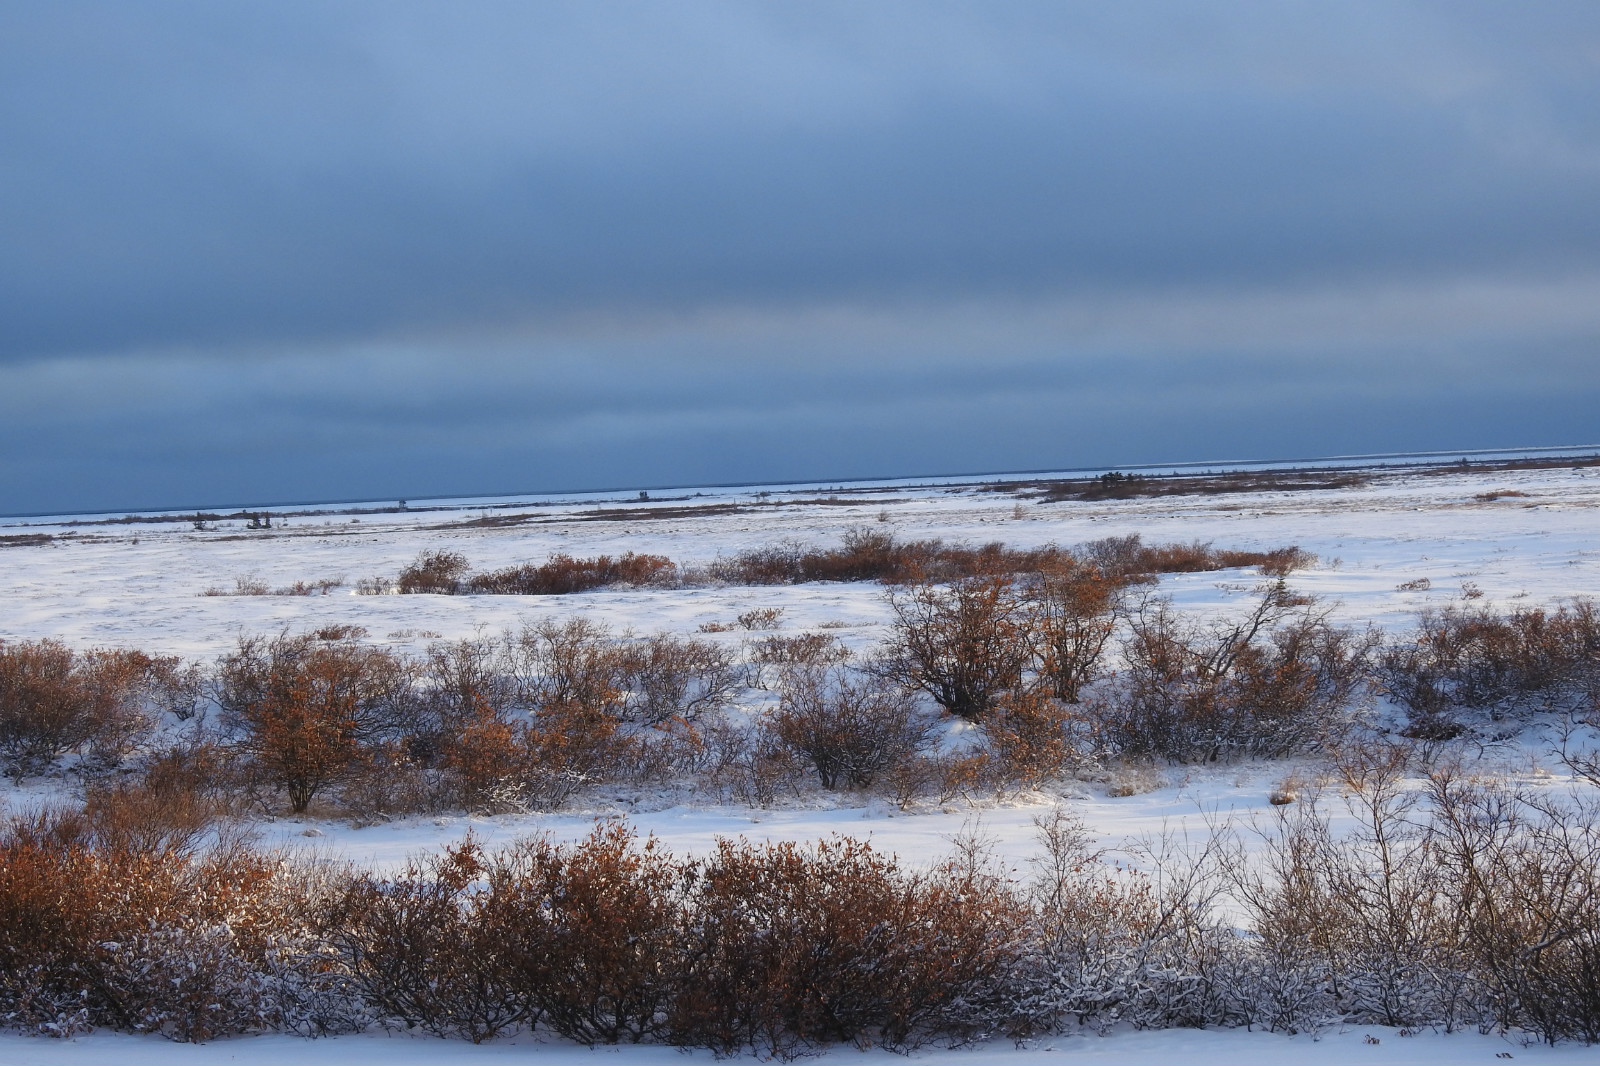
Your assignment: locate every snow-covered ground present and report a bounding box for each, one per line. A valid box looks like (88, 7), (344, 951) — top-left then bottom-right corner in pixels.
(4, 455), (1598, 660)
(3, 1023), (1593, 1066)
(1, 453), (1597, 1062)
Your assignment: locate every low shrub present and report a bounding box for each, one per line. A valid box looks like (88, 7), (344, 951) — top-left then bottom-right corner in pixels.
(0, 777), (1595, 1049)
(702, 720), (809, 807)
(1027, 561), (1122, 703)
(338, 741), (440, 821)
(1010, 810), (1234, 1034)
(735, 607), (784, 630)
(708, 529), (1067, 587)
(1378, 601), (1600, 730)
(441, 700), (627, 813)
(1428, 773), (1600, 1043)
(0, 641), (179, 773)
(1080, 534), (1315, 580)
(615, 634), (738, 725)
(0, 806), (337, 1042)
(467, 552), (675, 595)
(370, 534), (1317, 599)
(332, 837), (524, 1042)
(396, 551), (470, 594)
(407, 635), (518, 764)
(673, 835), (1027, 1055)
(507, 618), (624, 714)
(742, 632), (850, 689)
(1090, 582), (1375, 762)
(876, 575), (1033, 720)
(982, 688), (1082, 788)
(770, 667), (933, 791)
(215, 635), (414, 813)
(487, 824), (690, 1045)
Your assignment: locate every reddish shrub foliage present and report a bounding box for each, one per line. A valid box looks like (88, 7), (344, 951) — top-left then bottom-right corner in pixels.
(1088, 580), (1376, 762)
(877, 575), (1034, 720)
(0, 641), (189, 773)
(2, 772), (1599, 1048)
(1379, 601), (1600, 731)
(468, 553), (676, 595)
(396, 550), (471, 594)
(375, 532), (1310, 598)
(770, 666), (932, 790)
(673, 835), (1025, 1055)
(216, 635), (412, 813)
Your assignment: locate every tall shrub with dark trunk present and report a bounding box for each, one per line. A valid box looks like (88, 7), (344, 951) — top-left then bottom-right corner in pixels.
(878, 575), (1032, 720)
(1028, 561), (1122, 703)
(770, 666), (932, 790)
(217, 636), (411, 813)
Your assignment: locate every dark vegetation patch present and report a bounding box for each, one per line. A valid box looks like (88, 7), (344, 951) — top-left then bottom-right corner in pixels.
(1015, 468), (1370, 503)
(772, 497), (900, 507)
(443, 512), (542, 529)
(569, 503), (752, 522)
(0, 533), (53, 547)
(708, 533), (1314, 587)
(440, 498), (891, 530)
(468, 552), (678, 595)
(1377, 600), (1600, 739)
(1419, 452), (1600, 476)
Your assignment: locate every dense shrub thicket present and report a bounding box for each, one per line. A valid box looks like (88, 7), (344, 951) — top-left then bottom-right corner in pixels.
(2, 756), (1597, 1049)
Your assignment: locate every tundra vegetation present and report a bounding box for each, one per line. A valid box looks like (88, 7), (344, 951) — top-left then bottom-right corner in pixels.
(1, 532), (1597, 1050)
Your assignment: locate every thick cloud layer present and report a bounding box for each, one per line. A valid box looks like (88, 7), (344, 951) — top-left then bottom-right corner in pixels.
(3, 2), (1598, 512)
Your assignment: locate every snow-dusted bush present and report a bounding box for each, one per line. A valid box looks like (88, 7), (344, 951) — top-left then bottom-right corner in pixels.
(1026, 559), (1123, 703)
(701, 717), (809, 807)
(332, 837), (526, 1042)
(441, 697), (627, 813)
(4, 776), (1599, 1049)
(485, 824), (690, 1045)
(1079, 533), (1315, 581)
(215, 635), (414, 813)
(507, 618), (624, 713)
(614, 633), (738, 724)
(672, 835), (1026, 1056)
(770, 665), (934, 791)
(877, 575), (1033, 721)
(0, 806), (352, 1042)
(741, 631), (850, 689)
(1427, 768), (1600, 1044)
(1006, 810), (1246, 1035)
(1380, 600), (1600, 735)
(980, 688), (1085, 788)
(395, 550), (470, 594)
(1226, 745), (1485, 1034)
(0, 641), (182, 774)
(1089, 580), (1375, 763)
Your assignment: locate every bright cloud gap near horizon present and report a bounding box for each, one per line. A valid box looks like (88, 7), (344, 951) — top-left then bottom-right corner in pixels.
(3, 2), (1599, 513)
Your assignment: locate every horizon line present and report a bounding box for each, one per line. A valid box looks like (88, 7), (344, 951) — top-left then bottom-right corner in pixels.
(4, 441), (1598, 523)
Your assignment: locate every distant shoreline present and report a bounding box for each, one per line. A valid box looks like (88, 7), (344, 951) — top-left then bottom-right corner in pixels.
(5, 442), (1598, 525)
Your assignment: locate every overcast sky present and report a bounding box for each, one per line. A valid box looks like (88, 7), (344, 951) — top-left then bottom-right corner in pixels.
(3, 2), (1599, 513)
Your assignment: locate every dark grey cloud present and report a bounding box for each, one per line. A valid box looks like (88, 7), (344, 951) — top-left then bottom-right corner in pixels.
(2, 2), (1599, 512)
